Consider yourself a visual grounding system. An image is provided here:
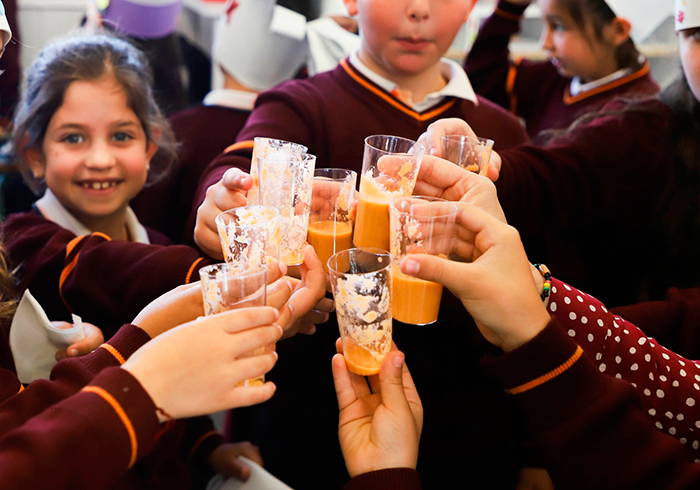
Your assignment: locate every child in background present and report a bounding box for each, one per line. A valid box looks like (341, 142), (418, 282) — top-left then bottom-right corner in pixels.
(192, 0), (530, 488)
(131, 0), (309, 245)
(465, 0), (665, 140)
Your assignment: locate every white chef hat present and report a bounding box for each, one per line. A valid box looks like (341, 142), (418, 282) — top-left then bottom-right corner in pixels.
(676, 0), (700, 31)
(99, 0), (183, 39)
(0, 1), (12, 48)
(318, 0), (349, 17)
(605, 0), (674, 42)
(213, 0), (308, 92)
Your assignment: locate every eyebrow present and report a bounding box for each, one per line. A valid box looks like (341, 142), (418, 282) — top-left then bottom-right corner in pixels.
(54, 120), (140, 132)
(544, 14), (568, 24)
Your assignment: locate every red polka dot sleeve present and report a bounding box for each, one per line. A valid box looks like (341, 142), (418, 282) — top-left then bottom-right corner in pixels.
(548, 277), (700, 459)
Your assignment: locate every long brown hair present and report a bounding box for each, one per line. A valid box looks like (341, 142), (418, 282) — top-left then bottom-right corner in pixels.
(13, 29), (178, 194)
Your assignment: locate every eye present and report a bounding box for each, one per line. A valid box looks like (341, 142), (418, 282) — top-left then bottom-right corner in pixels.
(61, 133), (84, 144)
(112, 132), (134, 142)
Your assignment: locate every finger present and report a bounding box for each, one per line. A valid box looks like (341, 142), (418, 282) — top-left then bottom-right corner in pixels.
(266, 278), (294, 310)
(378, 351), (411, 411)
(425, 118), (477, 157)
(277, 247), (327, 331)
(221, 167), (253, 192)
(414, 155), (471, 200)
(266, 260), (288, 285)
(400, 253), (465, 293)
(213, 306), (280, 334)
(230, 351), (279, 383)
(65, 323), (104, 357)
(332, 353), (358, 411)
(335, 337), (343, 354)
(221, 457), (252, 481)
(226, 382), (277, 408)
(301, 308), (330, 326)
(294, 322), (317, 335)
(226, 323), (284, 356)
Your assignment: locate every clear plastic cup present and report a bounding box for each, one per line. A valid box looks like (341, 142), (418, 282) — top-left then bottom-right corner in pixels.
(441, 135), (494, 175)
(249, 137), (308, 206)
(216, 205), (281, 270)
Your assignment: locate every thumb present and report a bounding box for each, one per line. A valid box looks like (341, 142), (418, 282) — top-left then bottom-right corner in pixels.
(222, 456), (252, 481)
(399, 254), (458, 291)
(378, 351), (408, 409)
(222, 168), (252, 191)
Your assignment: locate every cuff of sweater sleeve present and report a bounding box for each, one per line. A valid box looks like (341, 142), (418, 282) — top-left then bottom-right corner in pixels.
(81, 324), (151, 374)
(188, 425), (225, 467)
(343, 468), (421, 490)
(481, 320), (613, 431)
(496, 0), (529, 17)
(76, 367), (164, 469)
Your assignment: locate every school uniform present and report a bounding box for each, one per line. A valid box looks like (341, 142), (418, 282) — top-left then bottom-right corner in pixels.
(465, 0), (660, 139)
(0, 323), (223, 489)
(132, 89), (255, 245)
(196, 56), (529, 489)
(2, 190), (212, 338)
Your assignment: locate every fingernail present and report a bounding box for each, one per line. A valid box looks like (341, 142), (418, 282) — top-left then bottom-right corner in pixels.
(403, 258), (420, 275)
(273, 350), (279, 360)
(277, 324), (284, 337)
(279, 262), (288, 276)
(68, 348), (78, 357)
(392, 354), (404, 368)
(429, 146), (437, 156)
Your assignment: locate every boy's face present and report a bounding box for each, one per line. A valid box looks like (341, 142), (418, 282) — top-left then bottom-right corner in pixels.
(345, 0), (476, 79)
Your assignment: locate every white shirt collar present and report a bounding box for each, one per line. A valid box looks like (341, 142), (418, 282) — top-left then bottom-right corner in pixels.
(569, 56), (646, 97)
(348, 51), (477, 111)
(203, 89), (257, 111)
(35, 189), (151, 244)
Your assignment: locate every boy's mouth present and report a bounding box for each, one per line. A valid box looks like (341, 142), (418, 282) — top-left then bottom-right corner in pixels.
(76, 179), (122, 190)
(397, 37), (431, 50)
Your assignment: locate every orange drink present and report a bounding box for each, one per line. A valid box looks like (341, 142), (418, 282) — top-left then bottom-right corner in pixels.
(353, 193), (390, 250)
(328, 248), (392, 376)
(308, 220), (353, 270)
(389, 196), (457, 325)
(392, 266), (444, 325)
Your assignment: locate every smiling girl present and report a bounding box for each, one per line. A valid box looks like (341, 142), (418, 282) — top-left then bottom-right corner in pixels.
(465, 0), (665, 140)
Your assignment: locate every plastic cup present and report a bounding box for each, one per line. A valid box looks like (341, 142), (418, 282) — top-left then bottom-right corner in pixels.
(199, 264), (268, 386)
(328, 248), (392, 376)
(216, 205), (281, 270)
(255, 150), (317, 265)
(248, 137), (308, 206)
(353, 135), (425, 251)
(308, 168), (357, 272)
(441, 135), (494, 175)
(389, 196), (457, 325)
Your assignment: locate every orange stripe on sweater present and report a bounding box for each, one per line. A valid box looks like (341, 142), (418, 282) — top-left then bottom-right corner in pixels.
(185, 257), (205, 284)
(18, 384), (24, 394)
(506, 58), (521, 115)
(99, 343), (126, 365)
(507, 346), (584, 395)
(82, 386), (138, 468)
(564, 62), (651, 105)
(188, 430), (220, 459)
(224, 140), (255, 155)
(340, 59), (458, 122)
(60, 233), (112, 311)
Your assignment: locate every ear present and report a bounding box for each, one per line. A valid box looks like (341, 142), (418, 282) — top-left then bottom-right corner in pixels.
(146, 127), (161, 161)
(607, 17), (632, 47)
(23, 147), (46, 180)
(343, 0), (358, 17)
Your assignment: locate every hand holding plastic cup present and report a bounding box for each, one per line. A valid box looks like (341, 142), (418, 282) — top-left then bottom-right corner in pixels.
(308, 168), (357, 272)
(441, 135), (494, 175)
(254, 149), (317, 266)
(216, 205), (281, 270)
(389, 196), (457, 325)
(248, 137), (308, 206)
(328, 248), (392, 376)
(199, 264), (269, 386)
(353, 135), (425, 251)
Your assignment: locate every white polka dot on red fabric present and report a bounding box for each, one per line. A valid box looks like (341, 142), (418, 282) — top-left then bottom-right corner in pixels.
(645, 354), (651, 362)
(649, 408), (657, 416)
(552, 286), (557, 293)
(599, 364), (606, 372)
(670, 427), (677, 435)
(666, 411), (674, 419)
(615, 336), (621, 343)
(656, 422), (664, 429)
(679, 414), (685, 421)
(569, 312), (576, 321)
(644, 389), (651, 396)
(577, 295), (583, 302)
(613, 321), (620, 329)
(649, 373), (655, 381)
(639, 338), (647, 345)
(564, 284), (571, 291)
(657, 389), (665, 398)
(587, 333), (594, 342)
(550, 302), (557, 312)
(632, 383), (637, 388)
(590, 305), (597, 312)
(568, 329), (576, 337)
(615, 373), (622, 379)
(651, 342), (656, 347)
(680, 360), (686, 366)
(602, 306), (608, 313)
(696, 421), (700, 429)
(623, 330), (629, 335)
(695, 375), (700, 382)
(629, 347), (636, 354)
(581, 316), (588, 324)
(688, 398), (697, 407)
(596, 353), (603, 361)
(607, 329), (613, 337)
(694, 383), (700, 391)
(694, 441), (699, 450)
(674, 381), (680, 388)
(597, 319), (604, 327)
(695, 459), (700, 464)
(631, 363), (639, 371)
(663, 353), (670, 360)
(660, 375), (667, 382)
(682, 438), (688, 444)
(564, 297), (571, 305)
(682, 370), (688, 377)
(615, 356), (622, 364)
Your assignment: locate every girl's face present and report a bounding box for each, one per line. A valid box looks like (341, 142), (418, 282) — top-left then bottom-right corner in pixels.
(679, 28), (700, 104)
(26, 76), (156, 228)
(537, 0), (619, 82)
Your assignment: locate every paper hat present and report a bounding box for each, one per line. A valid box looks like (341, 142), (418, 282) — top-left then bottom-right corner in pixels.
(605, 0), (674, 42)
(318, 0), (349, 17)
(0, 1), (11, 48)
(99, 0), (183, 39)
(213, 0), (308, 92)
(306, 17), (360, 75)
(676, 0), (700, 31)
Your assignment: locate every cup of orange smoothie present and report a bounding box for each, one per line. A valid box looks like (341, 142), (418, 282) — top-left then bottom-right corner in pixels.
(328, 248), (392, 376)
(389, 196), (457, 325)
(353, 135), (425, 251)
(216, 205), (281, 270)
(307, 168), (357, 272)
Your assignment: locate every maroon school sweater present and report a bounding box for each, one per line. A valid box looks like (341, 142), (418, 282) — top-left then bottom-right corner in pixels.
(132, 104), (250, 245)
(193, 60), (528, 489)
(482, 322), (700, 489)
(0, 324), (222, 489)
(465, 0), (660, 140)
(497, 98), (676, 307)
(194, 58), (528, 205)
(2, 211), (213, 338)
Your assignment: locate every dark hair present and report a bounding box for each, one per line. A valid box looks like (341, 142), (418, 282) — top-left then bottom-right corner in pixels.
(13, 28), (177, 194)
(555, 0), (642, 72)
(0, 240), (17, 327)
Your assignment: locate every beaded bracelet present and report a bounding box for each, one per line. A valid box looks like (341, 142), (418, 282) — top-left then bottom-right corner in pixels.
(532, 263), (552, 302)
(154, 406), (174, 439)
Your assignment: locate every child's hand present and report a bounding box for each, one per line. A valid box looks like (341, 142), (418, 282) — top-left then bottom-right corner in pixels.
(122, 306), (283, 419)
(273, 246), (333, 339)
(416, 117), (477, 158)
(55, 322), (104, 361)
(414, 155), (507, 222)
(333, 344), (423, 478)
(207, 442), (263, 481)
(195, 168), (253, 260)
(399, 202), (549, 352)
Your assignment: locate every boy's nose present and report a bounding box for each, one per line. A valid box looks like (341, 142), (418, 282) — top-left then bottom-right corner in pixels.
(407, 0), (429, 21)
